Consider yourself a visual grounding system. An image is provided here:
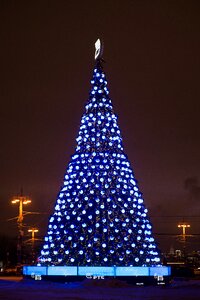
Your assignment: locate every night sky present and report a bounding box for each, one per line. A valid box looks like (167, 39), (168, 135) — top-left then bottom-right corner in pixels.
(0, 0), (200, 252)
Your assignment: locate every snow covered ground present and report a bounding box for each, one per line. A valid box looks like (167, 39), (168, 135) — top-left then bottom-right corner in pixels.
(0, 276), (200, 300)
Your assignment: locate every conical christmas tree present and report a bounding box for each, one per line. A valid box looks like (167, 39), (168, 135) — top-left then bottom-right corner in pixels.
(39, 40), (161, 267)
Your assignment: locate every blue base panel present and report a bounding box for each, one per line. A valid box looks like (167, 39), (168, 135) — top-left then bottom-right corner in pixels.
(23, 265), (171, 277)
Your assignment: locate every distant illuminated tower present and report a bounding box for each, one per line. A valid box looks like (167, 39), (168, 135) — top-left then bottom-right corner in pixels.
(39, 39), (161, 267)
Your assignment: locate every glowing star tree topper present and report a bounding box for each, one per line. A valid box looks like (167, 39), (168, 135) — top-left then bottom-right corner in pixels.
(94, 38), (103, 60)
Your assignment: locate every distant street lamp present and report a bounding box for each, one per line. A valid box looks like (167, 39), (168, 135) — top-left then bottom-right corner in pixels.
(28, 228), (39, 241)
(28, 228), (39, 263)
(178, 222), (191, 258)
(178, 223), (191, 238)
(11, 197), (31, 224)
(11, 192), (31, 266)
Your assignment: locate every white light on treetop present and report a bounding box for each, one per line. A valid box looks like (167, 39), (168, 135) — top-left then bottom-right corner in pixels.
(95, 38), (102, 60)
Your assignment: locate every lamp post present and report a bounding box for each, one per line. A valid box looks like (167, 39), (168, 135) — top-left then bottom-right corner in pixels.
(178, 223), (191, 241)
(11, 193), (31, 266)
(178, 222), (191, 258)
(28, 228), (39, 264)
(28, 228), (39, 241)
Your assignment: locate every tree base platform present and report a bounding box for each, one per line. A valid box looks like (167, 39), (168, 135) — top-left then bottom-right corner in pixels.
(23, 265), (171, 285)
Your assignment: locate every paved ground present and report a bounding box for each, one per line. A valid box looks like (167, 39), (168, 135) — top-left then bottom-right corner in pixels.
(0, 276), (200, 300)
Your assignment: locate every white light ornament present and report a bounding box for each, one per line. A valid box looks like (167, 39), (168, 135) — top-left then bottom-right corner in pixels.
(94, 38), (103, 60)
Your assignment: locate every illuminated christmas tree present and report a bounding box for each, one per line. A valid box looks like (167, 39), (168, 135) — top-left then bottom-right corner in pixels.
(39, 40), (161, 267)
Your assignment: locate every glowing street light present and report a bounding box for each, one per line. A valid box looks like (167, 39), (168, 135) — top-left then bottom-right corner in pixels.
(28, 228), (39, 264)
(11, 192), (31, 266)
(178, 223), (191, 237)
(28, 228), (39, 241)
(177, 222), (191, 258)
(11, 196), (31, 224)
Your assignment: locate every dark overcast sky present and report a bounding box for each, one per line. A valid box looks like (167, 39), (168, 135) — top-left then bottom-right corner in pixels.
(0, 0), (200, 250)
